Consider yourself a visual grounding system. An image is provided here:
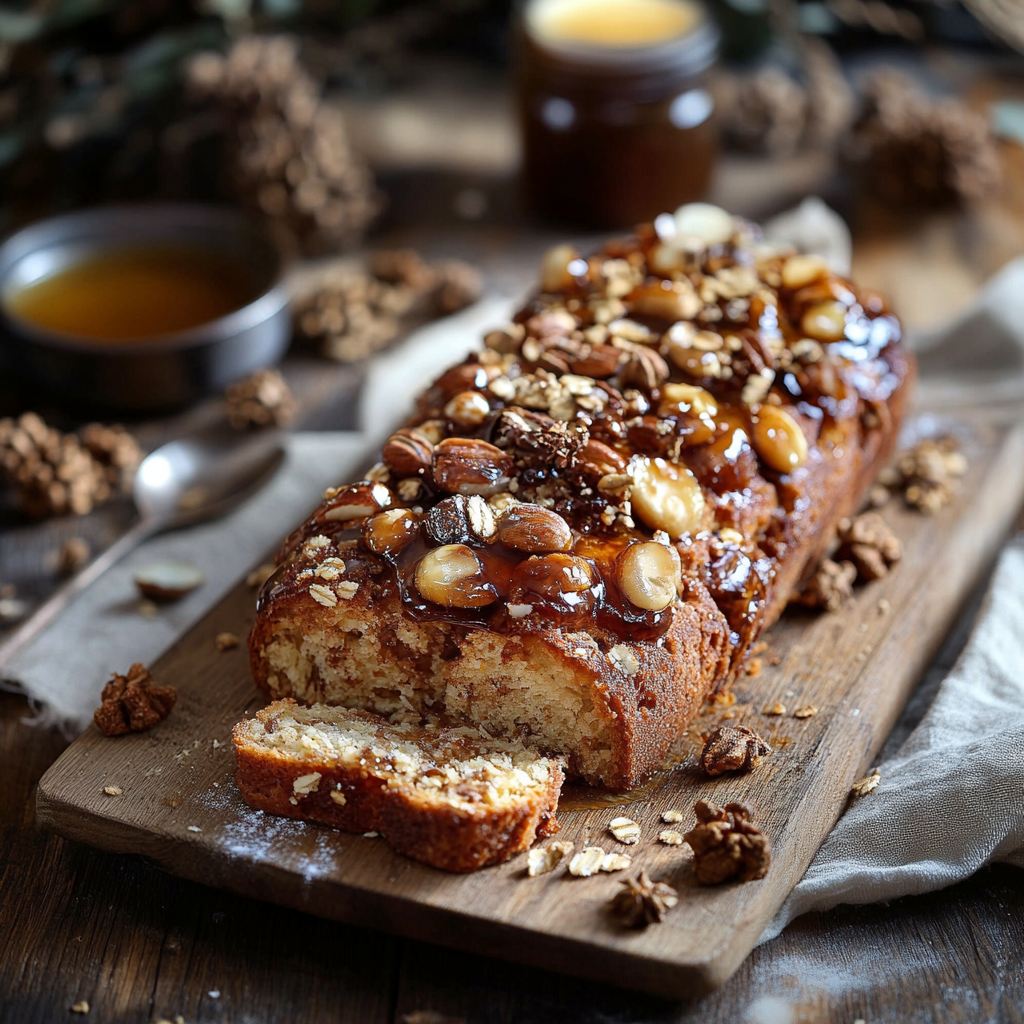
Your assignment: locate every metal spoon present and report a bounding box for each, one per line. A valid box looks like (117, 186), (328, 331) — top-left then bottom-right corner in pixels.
(0, 429), (285, 671)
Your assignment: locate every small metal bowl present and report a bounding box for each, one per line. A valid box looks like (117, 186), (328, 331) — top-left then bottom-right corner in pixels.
(0, 204), (291, 413)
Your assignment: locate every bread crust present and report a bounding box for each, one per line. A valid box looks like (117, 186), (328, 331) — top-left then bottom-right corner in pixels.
(248, 213), (914, 790)
(233, 701), (564, 872)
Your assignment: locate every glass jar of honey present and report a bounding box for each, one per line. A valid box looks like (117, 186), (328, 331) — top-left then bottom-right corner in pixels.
(515, 0), (719, 228)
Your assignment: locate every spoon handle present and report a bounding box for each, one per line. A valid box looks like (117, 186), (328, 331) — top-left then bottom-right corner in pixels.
(0, 518), (158, 673)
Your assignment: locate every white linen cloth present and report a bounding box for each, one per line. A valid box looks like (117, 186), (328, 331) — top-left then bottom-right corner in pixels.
(4, 218), (1023, 935)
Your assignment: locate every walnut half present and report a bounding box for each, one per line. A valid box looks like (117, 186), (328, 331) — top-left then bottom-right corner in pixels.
(684, 800), (771, 885)
(93, 663), (176, 737)
(700, 725), (772, 777)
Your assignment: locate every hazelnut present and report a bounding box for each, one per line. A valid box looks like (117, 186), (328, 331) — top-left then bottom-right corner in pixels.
(496, 503), (572, 554)
(434, 363), (492, 398)
(414, 544), (498, 608)
(751, 406), (808, 473)
(363, 508), (420, 556)
(540, 244), (580, 294)
(617, 541), (681, 612)
(432, 437), (513, 496)
(319, 482), (392, 523)
(382, 428), (433, 476)
(781, 254), (828, 290)
(510, 553), (596, 602)
(627, 280), (702, 322)
(657, 383), (718, 444)
(444, 390), (491, 428)
(630, 457), (705, 538)
(801, 301), (847, 342)
(671, 202), (735, 247)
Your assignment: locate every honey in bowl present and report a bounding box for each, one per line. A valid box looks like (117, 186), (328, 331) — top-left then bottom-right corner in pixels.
(6, 245), (256, 343)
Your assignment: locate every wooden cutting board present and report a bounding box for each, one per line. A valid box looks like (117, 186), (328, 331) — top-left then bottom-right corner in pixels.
(36, 412), (1024, 1000)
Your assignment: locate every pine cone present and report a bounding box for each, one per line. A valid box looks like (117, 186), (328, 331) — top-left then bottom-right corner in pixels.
(847, 71), (1001, 208)
(188, 36), (380, 256)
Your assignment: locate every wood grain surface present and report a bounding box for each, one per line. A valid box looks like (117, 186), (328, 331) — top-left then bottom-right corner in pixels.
(33, 411), (1024, 1000)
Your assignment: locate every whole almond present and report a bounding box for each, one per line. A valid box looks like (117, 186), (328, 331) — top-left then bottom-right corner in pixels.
(496, 503), (572, 554)
(579, 438), (627, 477)
(318, 482), (392, 524)
(569, 344), (622, 379)
(433, 437), (513, 496)
(382, 428), (433, 476)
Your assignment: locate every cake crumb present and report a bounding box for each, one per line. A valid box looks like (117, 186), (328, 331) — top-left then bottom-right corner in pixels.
(793, 705), (818, 719)
(102, 785), (122, 797)
(851, 768), (881, 797)
(762, 702), (787, 716)
(215, 632), (240, 651)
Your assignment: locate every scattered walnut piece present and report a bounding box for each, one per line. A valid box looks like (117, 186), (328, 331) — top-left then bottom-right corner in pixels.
(526, 840), (574, 877)
(837, 511), (902, 582)
(684, 800), (771, 885)
(609, 871), (679, 928)
(56, 536), (91, 576)
(851, 768), (881, 797)
(888, 435), (966, 513)
(792, 557), (857, 612)
(700, 725), (772, 777)
(793, 705), (818, 719)
(93, 663), (176, 737)
(225, 368), (296, 429)
(215, 632), (240, 652)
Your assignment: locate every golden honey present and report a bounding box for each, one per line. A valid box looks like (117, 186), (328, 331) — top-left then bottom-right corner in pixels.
(530, 0), (699, 47)
(7, 246), (254, 343)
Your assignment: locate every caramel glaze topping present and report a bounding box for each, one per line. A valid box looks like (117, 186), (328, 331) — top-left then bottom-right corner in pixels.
(263, 207), (904, 671)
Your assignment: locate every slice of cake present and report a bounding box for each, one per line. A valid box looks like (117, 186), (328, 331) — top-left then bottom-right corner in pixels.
(232, 699), (565, 872)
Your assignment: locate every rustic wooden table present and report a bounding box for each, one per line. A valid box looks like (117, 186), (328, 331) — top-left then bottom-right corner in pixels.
(3, 55), (1024, 1022)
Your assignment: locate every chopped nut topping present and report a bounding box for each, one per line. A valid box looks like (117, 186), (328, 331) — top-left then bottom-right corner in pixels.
(609, 871), (679, 928)
(93, 663), (176, 737)
(292, 772), (322, 795)
(851, 768), (881, 797)
(684, 800), (771, 885)
(608, 816), (642, 845)
(215, 632), (240, 652)
(700, 725), (772, 776)
(526, 840), (574, 877)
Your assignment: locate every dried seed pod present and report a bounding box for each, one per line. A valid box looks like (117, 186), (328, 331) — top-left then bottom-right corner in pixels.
(616, 541), (681, 611)
(801, 300), (847, 342)
(414, 544), (498, 608)
(381, 428), (433, 476)
(319, 482), (392, 523)
(630, 457), (705, 538)
(444, 390), (491, 428)
(362, 508), (420, 556)
(751, 407), (808, 473)
(496, 503), (572, 554)
(432, 437), (513, 496)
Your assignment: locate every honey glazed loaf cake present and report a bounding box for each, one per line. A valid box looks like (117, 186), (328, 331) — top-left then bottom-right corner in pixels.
(233, 699), (564, 872)
(249, 203), (913, 790)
